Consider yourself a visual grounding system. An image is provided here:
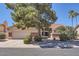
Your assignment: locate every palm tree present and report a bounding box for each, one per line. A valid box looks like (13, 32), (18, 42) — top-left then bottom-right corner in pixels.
(69, 10), (76, 27)
(74, 11), (79, 25)
(69, 10), (79, 26)
(68, 10), (79, 39)
(68, 10), (76, 39)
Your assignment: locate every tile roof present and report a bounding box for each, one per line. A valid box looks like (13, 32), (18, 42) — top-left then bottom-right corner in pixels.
(49, 24), (64, 29)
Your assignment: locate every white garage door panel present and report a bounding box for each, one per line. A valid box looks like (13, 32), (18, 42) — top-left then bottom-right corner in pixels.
(12, 30), (27, 38)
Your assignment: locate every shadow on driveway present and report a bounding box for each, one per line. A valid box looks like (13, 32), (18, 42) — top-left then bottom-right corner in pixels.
(35, 40), (79, 49)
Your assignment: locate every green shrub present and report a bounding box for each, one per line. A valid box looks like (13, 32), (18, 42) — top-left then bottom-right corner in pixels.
(34, 36), (42, 42)
(0, 33), (6, 39)
(59, 33), (70, 41)
(23, 36), (32, 44)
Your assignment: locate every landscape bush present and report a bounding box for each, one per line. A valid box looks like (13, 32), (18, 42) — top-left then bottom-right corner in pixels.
(0, 33), (6, 39)
(59, 33), (70, 41)
(34, 35), (42, 42)
(23, 35), (32, 44)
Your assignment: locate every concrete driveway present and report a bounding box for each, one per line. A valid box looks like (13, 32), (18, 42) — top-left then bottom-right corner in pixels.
(0, 39), (40, 48)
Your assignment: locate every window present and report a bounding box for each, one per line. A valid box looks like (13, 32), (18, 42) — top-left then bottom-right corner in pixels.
(9, 32), (12, 37)
(42, 32), (49, 36)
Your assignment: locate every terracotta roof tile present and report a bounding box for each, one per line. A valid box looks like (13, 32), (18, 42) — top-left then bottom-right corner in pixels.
(49, 24), (64, 29)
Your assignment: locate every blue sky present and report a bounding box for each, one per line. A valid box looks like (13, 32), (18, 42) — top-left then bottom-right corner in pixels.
(0, 3), (14, 26)
(0, 3), (79, 26)
(52, 3), (79, 26)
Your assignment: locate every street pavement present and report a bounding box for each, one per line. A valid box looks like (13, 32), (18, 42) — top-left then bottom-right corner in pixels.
(0, 48), (79, 56)
(0, 40), (79, 56)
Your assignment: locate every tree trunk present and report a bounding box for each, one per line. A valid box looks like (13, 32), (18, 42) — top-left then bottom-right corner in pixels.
(72, 18), (73, 28)
(75, 17), (78, 39)
(72, 18), (74, 39)
(38, 28), (41, 37)
(76, 16), (78, 26)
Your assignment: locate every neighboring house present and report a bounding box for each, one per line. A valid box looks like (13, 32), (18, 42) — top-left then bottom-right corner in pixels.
(0, 24), (4, 32)
(0, 21), (8, 32)
(0, 21), (8, 38)
(0, 21), (65, 40)
(75, 25), (79, 39)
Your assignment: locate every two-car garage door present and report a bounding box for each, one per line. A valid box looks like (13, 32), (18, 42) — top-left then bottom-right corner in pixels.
(12, 30), (28, 39)
(11, 28), (38, 39)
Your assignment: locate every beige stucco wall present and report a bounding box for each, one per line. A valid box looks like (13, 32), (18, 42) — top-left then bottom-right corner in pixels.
(52, 35), (60, 40)
(11, 27), (38, 39)
(76, 27), (79, 39)
(49, 33), (59, 40)
(0, 25), (4, 32)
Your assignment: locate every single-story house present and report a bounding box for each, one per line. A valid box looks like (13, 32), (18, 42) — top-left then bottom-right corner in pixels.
(8, 26), (39, 39)
(0, 21), (65, 40)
